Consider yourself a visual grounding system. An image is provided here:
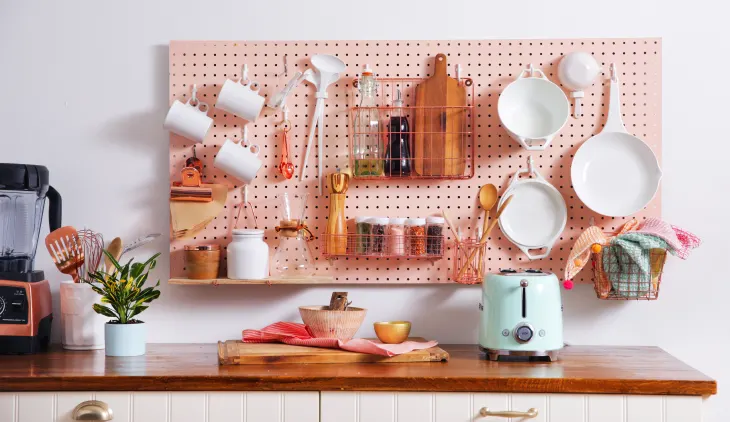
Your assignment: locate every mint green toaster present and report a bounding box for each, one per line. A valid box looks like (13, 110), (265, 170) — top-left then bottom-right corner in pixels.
(479, 269), (563, 361)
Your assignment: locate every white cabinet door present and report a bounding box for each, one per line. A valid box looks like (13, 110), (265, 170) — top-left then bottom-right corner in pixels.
(320, 392), (704, 422)
(0, 391), (319, 422)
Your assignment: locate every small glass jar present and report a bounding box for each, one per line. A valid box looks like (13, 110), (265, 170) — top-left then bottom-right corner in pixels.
(184, 245), (221, 279)
(388, 217), (407, 255)
(405, 218), (426, 256)
(368, 217), (389, 254)
(425, 216), (445, 255)
(355, 216), (372, 254)
(227, 229), (269, 280)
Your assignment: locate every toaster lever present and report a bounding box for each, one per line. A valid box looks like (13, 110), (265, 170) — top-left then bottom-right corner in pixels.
(521, 279), (528, 319)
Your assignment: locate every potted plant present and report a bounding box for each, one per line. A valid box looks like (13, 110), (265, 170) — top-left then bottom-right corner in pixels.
(84, 251), (161, 356)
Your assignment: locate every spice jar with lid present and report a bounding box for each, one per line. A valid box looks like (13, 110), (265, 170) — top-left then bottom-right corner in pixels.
(184, 245), (221, 279)
(369, 217), (389, 254)
(388, 217), (407, 255)
(355, 216), (373, 254)
(425, 216), (445, 255)
(228, 229), (269, 280)
(405, 217), (427, 256)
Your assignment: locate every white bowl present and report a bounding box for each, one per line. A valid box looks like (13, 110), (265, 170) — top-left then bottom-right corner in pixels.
(498, 67), (569, 150)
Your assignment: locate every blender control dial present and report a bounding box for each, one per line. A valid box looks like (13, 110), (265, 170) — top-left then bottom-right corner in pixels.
(0, 296), (5, 317)
(514, 323), (534, 343)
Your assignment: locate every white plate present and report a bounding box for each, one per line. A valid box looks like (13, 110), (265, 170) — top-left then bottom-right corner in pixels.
(571, 132), (661, 217)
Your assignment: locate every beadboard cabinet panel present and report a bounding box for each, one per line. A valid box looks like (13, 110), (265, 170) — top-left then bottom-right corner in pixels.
(320, 392), (704, 422)
(0, 391), (704, 422)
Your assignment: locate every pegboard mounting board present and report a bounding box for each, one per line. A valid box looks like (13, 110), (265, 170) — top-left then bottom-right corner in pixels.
(169, 39), (662, 284)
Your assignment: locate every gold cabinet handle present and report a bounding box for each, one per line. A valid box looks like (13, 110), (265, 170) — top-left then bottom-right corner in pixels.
(72, 400), (113, 421)
(479, 407), (538, 419)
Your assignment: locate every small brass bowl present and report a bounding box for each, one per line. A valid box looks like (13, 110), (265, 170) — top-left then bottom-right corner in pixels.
(373, 321), (412, 344)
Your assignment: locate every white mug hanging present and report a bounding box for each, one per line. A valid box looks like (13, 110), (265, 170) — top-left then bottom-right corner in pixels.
(216, 64), (265, 122)
(163, 84), (213, 143)
(213, 126), (262, 184)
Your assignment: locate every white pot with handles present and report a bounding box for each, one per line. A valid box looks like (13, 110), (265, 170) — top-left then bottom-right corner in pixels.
(60, 281), (106, 350)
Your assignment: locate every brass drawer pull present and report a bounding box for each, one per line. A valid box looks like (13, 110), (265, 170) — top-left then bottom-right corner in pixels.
(72, 400), (113, 421)
(479, 407), (538, 419)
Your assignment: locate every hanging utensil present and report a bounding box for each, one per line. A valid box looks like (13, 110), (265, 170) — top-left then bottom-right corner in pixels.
(558, 52), (600, 118)
(299, 55), (346, 195)
(278, 106), (294, 179)
(477, 184), (498, 271)
(571, 63), (662, 216)
(498, 156), (567, 260)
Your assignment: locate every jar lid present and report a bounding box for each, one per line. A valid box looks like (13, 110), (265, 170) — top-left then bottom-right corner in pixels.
(405, 218), (426, 226)
(369, 217), (389, 225)
(184, 244), (220, 251)
(232, 228), (265, 236)
(426, 216), (445, 224)
(389, 217), (407, 225)
(355, 216), (372, 223)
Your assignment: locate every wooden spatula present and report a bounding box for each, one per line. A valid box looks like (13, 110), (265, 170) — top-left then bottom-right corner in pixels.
(414, 53), (467, 176)
(45, 226), (85, 283)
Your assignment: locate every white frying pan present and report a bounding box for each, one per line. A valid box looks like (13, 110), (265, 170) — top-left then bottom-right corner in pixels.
(571, 64), (662, 217)
(499, 157), (567, 260)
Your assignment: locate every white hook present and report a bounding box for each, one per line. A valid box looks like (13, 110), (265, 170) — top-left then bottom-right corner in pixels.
(526, 155), (534, 176)
(243, 184), (249, 204)
(527, 64), (535, 77)
(610, 63), (618, 83)
(242, 125), (249, 145)
(191, 84), (198, 103)
(242, 64), (249, 83)
(282, 104), (289, 122)
(455, 64), (462, 84)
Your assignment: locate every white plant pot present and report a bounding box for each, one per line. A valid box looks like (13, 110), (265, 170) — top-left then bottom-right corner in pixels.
(105, 322), (147, 357)
(59, 281), (106, 350)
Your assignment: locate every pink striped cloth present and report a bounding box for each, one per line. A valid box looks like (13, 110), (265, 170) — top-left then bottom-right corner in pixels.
(243, 322), (438, 357)
(636, 218), (701, 259)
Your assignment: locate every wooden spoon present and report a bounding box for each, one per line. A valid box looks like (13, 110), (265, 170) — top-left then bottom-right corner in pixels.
(105, 237), (123, 272)
(477, 184), (498, 273)
(457, 195), (514, 280)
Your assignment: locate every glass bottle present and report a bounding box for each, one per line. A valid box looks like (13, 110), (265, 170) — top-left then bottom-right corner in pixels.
(385, 90), (412, 176)
(271, 192), (315, 277)
(353, 64), (384, 177)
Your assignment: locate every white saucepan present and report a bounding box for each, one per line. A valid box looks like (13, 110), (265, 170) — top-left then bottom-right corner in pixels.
(571, 64), (662, 217)
(498, 157), (567, 260)
(498, 65), (570, 151)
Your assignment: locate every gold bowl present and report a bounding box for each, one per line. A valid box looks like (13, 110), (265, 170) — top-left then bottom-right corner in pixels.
(373, 321), (412, 344)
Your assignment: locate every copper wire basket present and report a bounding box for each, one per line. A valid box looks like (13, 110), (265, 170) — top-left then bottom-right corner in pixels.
(349, 77), (475, 180)
(591, 246), (667, 300)
(321, 233), (444, 259)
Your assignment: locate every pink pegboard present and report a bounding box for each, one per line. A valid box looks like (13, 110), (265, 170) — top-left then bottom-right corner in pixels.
(169, 39), (662, 284)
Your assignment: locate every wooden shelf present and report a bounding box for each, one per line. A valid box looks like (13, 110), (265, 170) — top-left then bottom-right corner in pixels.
(169, 276), (336, 285)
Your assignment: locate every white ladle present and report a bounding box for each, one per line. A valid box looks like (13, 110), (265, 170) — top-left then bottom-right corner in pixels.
(300, 54), (346, 195)
(558, 52), (600, 118)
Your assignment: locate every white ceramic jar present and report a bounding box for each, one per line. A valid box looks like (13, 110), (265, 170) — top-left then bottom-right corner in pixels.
(227, 229), (269, 279)
(59, 281), (106, 350)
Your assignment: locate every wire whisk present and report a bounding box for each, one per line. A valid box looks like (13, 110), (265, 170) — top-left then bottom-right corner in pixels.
(77, 229), (104, 282)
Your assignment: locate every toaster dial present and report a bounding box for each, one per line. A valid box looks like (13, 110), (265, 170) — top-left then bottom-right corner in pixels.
(514, 323), (534, 343)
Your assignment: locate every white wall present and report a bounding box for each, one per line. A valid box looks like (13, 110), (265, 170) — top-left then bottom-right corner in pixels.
(1, 0), (726, 418)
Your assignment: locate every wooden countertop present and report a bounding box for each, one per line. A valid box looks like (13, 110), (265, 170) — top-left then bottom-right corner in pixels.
(0, 344), (716, 396)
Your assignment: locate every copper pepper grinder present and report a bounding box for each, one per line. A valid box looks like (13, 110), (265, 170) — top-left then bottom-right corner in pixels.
(325, 170), (350, 255)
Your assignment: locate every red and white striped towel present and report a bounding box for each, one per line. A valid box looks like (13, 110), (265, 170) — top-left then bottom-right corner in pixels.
(243, 322), (438, 357)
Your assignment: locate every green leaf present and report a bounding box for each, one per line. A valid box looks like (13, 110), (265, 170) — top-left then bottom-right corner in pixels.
(129, 305), (148, 319)
(102, 250), (122, 272)
(92, 304), (118, 320)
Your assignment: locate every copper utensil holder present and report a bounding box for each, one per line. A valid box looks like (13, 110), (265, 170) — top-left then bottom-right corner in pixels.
(452, 238), (486, 284)
(184, 245), (221, 279)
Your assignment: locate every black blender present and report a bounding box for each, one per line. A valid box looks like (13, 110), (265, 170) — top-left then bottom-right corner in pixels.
(0, 163), (61, 354)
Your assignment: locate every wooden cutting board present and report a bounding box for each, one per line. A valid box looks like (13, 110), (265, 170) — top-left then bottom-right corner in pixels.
(218, 338), (449, 365)
(413, 53), (467, 177)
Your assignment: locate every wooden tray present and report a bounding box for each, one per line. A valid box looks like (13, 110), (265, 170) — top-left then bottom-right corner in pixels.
(218, 338), (449, 365)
